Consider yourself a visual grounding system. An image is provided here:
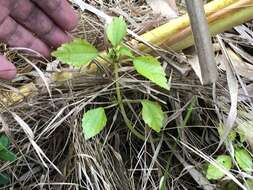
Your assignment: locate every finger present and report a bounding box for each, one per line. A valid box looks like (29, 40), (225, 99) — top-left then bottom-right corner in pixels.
(0, 16), (50, 57)
(0, 0), (15, 9)
(10, 0), (71, 48)
(0, 5), (9, 23)
(32, 0), (78, 31)
(0, 55), (16, 80)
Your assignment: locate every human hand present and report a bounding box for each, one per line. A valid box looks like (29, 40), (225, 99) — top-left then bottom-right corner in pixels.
(0, 0), (78, 80)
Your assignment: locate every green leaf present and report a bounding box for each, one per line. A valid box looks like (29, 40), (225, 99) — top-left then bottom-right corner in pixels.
(235, 148), (252, 173)
(159, 176), (165, 190)
(0, 144), (16, 162)
(206, 155), (232, 180)
(218, 125), (236, 142)
(107, 48), (116, 60)
(118, 47), (134, 58)
(0, 173), (10, 186)
(82, 107), (107, 140)
(141, 100), (164, 133)
(52, 38), (98, 67)
(106, 16), (127, 47)
(0, 135), (10, 148)
(133, 56), (168, 89)
(245, 179), (253, 190)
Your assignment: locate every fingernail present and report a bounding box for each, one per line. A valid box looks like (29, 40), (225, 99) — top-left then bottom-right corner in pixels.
(0, 56), (17, 80)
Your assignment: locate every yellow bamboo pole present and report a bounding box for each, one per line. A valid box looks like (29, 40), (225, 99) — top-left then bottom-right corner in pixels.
(166, 0), (253, 51)
(0, 83), (37, 110)
(133, 0), (240, 52)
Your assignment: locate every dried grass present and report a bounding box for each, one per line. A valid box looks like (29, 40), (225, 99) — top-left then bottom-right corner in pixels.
(1, 0), (253, 189)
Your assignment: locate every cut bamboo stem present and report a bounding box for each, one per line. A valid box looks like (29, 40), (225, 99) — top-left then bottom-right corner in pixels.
(169, 0), (253, 51)
(0, 83), (38, 111)
(133, 0), (240, 52)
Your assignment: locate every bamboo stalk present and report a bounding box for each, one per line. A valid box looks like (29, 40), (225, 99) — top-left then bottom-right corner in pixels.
(133, 0), (240, 52)
(169, 0), (253, 51)
(0, 83), (38, 111)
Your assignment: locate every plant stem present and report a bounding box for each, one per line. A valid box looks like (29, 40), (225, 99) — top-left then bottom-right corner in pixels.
(160, 143), (176, 189)
(114, 59), (146, 141)
(182, 97), (196, 127)
(122, 99), (142, 104)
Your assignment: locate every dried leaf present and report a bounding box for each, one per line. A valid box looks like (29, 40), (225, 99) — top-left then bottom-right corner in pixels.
(237, 120), (253, 150)
(146, 0), (178, 19)
(217, 49), (253, 80)
(186, 48), (204, 84)
(238, 84), (253, 102)
(217, 36), (238, 148)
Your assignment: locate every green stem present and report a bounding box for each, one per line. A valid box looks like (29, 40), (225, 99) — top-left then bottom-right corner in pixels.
(114, 59), (145, 141)
(160, 143), (176, 189)
(182, 97), (196, 127)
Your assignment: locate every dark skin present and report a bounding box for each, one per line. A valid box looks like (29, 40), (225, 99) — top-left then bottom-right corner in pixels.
(0, 0), (78, 80)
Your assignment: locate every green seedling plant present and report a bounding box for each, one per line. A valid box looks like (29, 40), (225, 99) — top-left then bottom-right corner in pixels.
(52, 16), (169, 140)
(0, 135), (16, 186)
(205, 125), (253, 189)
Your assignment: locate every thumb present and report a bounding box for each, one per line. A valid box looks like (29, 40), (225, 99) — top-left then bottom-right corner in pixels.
(0, 55), (16, 80)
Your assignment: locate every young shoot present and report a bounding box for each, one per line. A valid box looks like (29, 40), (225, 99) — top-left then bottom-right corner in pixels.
(52, 16), (169, 140)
